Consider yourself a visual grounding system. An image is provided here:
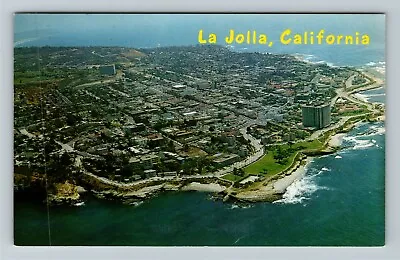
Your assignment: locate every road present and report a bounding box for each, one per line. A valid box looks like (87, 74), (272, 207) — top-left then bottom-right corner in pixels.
(338, 71), (383, 112)
(312, 71), (384, 140)
(82, 168), (224, 189)
(213, 125), (264, 177)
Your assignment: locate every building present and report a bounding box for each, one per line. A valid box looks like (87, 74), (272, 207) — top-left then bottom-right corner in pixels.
(129, 153), (159, 170)
(99, 65), (116, 75)
(212, 153), (240, 167)
(172, 84), (185, 90)
(301, 103), (331, 129)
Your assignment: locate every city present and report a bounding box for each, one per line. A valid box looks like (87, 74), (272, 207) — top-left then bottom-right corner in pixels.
(13, 45), (384, 205)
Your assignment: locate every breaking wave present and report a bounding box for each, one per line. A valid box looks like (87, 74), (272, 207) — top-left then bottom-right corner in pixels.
(351, 138), (375, 150)
(229, 204), (253, 210)
(294, 53), (336, 67)
(274, 168), (330, 205)
(342, 124), (384, 150)
(366, 125), (386, 136)
(354, 92), (385, 103)
(365, 61), (385, 66)
(272, 122), (384, 205)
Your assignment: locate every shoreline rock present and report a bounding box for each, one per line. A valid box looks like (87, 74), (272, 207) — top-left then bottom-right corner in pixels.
(46, 181), (81, 206)
(180, 182), (226, 193)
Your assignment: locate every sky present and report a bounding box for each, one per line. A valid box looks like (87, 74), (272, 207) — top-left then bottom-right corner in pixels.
(14, 13), (385, 43)
(13, 14), (385, 66)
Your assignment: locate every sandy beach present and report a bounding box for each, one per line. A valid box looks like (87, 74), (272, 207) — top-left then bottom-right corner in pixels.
(233, 157), (314, 202)
(328, 133), (346, 147)
(181, 182), (226, 193)
(353, 93), (369, 103)
(273, 157), (313, 194)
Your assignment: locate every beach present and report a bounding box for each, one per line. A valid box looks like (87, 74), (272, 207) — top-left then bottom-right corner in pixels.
(181, 182), (226, 193)
(273, 157), (313, 194)
(328, 133), (346, 148)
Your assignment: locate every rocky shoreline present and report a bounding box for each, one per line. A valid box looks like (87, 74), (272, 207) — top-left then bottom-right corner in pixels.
(81, 175), (232, 206)
(11, 130), (356, 206)
(73, 152), (318, 205)
(82, 114), (383, 205)
(14, 112), (384, 207)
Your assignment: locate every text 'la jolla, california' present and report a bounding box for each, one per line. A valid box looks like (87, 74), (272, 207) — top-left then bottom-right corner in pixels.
(198, 29), (370, 46)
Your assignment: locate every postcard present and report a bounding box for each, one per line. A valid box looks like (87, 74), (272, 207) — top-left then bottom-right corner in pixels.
(13, 13), (385, 246)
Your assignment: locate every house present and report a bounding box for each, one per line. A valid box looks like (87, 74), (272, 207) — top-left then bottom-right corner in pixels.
(212, 153), (240, 167)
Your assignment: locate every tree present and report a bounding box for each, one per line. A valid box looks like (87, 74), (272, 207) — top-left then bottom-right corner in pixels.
(66, 113), (77, 126)
(183, 143), (189, 152)
(197, 156), (211, 175)
(166, 140), (176, 152)
(121, 164), (133, 177)
(273, 147), (285, 162)
(281, 158), (289, 165)
(91, 109), (100, 118)
(233, 167), (238, 175)
(182, 159), (196, 175)
(54, 118), (65, 128)
(210, 136), (218, 144)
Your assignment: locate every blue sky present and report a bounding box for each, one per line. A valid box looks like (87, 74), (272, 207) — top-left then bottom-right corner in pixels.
(14, 13), (385, 42)
(14, 13), (385, 65)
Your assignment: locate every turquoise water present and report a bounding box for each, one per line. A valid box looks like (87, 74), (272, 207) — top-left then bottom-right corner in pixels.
(14, 121), (385, 246)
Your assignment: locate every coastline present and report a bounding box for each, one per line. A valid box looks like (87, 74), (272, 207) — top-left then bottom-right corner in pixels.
(328, 133), (346, 148)
(14, 57), (385, 207)
(181, 182), (226, 193)
(75, 70), (384, 205)
(229, 155), (312, 202)
(273, 157), (313, 194)
(22, 131), (379, 207)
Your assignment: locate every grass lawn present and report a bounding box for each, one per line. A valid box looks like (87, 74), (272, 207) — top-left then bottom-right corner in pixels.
(221, 173), (245, 182)
(339, 109), (369, 117)
(293, 139), (324, 150)
(244, 139), (324, 176)
(244, 150), (297, 176)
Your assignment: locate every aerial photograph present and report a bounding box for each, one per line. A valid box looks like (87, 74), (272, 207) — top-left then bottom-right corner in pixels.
(13, 14), (385, 246)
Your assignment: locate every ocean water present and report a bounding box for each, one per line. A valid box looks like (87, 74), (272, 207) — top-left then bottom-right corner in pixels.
(13, 16), (386, 246)
(357, 88), (386, 104)
(14, 121), (385, 246)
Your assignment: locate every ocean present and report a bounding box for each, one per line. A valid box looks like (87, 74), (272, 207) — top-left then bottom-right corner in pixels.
(13, 18), (385, 246)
